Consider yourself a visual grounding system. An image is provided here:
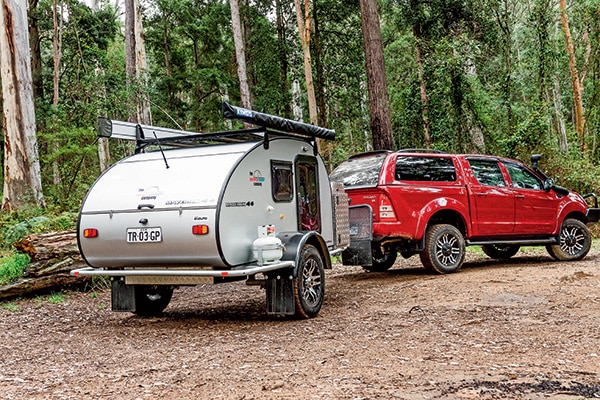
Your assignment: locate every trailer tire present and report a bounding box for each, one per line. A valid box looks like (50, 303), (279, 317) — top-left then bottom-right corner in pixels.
(133, 285), (173, 317)
(546, 219), (591, 261)
(294, 244), (325, 319)
(419, 224), (465, 274)
(481, 244), (520, 260)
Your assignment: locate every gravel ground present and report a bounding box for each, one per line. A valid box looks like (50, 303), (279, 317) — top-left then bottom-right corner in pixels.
(1, 246), (599, 399)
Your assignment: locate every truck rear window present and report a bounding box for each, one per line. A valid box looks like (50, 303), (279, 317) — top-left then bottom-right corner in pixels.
(329, 153), (387, 188)
(395, 156), (456, 182)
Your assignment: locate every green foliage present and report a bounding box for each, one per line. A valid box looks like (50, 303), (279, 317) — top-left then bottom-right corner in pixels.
(1, 302), (19, 312)
(2, 0), (600, 217)
(1, 211), (77, 248)
(46, 292), (65, 305)
(0, 253), (30, 285)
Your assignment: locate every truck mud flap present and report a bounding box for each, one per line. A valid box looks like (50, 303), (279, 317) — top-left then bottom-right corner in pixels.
(265, 271), (295, 316)
(111, 278), (136, 312)
(342, 205), (373, 266)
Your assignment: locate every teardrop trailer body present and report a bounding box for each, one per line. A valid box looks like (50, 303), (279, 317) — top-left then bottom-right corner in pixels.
(71, 103), (351, 318)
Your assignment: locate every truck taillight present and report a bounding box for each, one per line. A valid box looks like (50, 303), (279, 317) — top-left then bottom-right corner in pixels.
(379, 195), (397, 222)
(192, 225), (209, 235)
(83, 228), (98, 238)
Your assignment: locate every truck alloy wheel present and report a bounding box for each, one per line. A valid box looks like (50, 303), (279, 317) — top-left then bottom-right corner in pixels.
(546, 218), (591, 261)
(419, 224), (466, 274)
(293, 245), (325, 318)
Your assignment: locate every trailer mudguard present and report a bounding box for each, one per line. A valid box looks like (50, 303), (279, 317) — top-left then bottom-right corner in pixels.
(264, 231), (329, 316)
(278, 231), (331, 274)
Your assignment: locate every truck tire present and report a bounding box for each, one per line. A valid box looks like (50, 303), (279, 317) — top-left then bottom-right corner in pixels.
(294, 244), (325, 319)
(133, 285), (173, 317)
(419, 224), (465, 274)
(363, 244), (397, 272)
(482, 244), (520, 260)
(546, 219), (591, 261)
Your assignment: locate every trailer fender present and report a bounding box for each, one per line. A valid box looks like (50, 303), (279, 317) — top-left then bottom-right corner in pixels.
(278, 231), (331, 276)
(264, 231), (328, 317)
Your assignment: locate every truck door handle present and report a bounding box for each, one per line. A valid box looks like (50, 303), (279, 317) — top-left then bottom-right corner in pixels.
(516, 194), (525, 199)
(137, 203), (155, 209)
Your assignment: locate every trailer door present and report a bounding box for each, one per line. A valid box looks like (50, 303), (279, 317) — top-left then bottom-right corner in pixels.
(296, 155), (321, 232)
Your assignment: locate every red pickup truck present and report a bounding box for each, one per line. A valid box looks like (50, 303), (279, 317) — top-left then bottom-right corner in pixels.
(330, 151), (599, 274)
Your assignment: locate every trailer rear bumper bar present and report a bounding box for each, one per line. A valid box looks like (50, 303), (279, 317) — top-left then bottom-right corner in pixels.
(70, 261), (295, 279)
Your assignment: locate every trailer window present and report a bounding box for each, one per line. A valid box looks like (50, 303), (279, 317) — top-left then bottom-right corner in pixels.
(271, 161), (293, 202)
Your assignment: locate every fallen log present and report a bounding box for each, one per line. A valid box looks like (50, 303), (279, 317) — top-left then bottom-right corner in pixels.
(0, 230), (91, 300)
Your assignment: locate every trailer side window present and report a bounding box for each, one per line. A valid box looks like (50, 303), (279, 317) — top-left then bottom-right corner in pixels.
(271, 161), (293, 202)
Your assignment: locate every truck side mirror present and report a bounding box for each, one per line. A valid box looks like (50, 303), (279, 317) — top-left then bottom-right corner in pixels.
(543, 178), (555, 191)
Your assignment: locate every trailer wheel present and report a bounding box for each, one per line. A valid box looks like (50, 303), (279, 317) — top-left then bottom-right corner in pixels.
(293, 245), (325, 319)
(363, 243), (397, 272)
(481, 244), (520, 260)
(133, 285), (173, 317)
(419, 224), (465, 274)
(546, 219), (591, 261)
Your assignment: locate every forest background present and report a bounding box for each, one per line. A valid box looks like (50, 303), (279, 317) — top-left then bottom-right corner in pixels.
(0, 0), (599, 267)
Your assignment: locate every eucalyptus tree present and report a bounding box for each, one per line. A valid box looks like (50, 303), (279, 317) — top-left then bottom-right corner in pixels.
(229, 0), (252, 109)
(359, 0), (394, 150)
(0, 0), (45, 211)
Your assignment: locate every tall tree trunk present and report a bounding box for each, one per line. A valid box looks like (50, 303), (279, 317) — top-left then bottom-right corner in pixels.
(124, 0), (151, 124)
(275, 0), (291, 118)
(493, 1), (514, 133)
(559, 0), (586, 152)
(312, 0), (326, 128)
(27, 0), (43, 100)
(293, 0), (318, 126)
(88, 0), (110, 171)
(229, 0), (252, 109)
(553, 74), (568, 152)
(413, 23), (432, 148)
(52, 0), (62, 186)
(0, 0), (45, 211)
(359, 0), (394, 150)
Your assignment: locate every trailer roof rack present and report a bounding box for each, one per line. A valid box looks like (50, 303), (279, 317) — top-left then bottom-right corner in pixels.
(97, 102), (335, 153)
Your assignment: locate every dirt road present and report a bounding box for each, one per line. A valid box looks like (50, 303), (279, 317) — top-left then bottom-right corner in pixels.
(1, 247), (599, 399)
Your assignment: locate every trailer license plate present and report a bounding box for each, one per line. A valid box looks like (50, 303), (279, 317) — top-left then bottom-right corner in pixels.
(127, 227), (162, 243)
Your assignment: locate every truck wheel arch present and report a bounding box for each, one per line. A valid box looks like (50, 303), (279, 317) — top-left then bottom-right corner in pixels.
(417, 208), (469, 243)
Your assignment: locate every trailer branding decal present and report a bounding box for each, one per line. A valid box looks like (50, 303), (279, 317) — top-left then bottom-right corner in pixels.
(137, 186), (162, 200)
(225, 201), (255, 208)
(249, 170), (265, 187)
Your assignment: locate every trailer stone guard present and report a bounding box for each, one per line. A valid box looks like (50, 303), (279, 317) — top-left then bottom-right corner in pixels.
(72, 103), (351, 318)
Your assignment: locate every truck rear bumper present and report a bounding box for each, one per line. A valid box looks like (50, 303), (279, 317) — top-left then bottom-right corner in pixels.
(71, 261), (295, 280)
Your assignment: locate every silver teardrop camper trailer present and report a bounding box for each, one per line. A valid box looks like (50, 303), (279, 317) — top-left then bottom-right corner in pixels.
(72, 103), (351, 318)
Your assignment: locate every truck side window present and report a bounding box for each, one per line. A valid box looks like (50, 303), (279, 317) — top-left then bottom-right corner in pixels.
(271, 161), (293, 202)
(395, 156), (456, 182)
(504, 162), (542, 190)
(468, 159), (506, 187)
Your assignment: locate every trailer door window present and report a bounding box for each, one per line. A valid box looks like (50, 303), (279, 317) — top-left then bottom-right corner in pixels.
(296, 156), (321, 232)
(271, 161), (293, 202)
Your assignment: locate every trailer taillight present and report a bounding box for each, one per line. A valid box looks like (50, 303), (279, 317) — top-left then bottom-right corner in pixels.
(192, 225), (209, 235)
(83, 228), (98, 238)
(379, 195), (397, 222)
